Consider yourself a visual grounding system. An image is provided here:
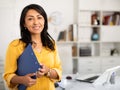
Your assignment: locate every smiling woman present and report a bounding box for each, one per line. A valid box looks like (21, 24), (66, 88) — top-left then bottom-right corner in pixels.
(3, 4), (62, 90)
(24, 9), (45, 34)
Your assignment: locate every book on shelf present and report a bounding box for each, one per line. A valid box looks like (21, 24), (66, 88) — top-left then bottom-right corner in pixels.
(113, 12), (120, 25)
(72, 45), (77, 56)
(103, 12), (120, 25)
(108, 15), (114, 25)
(68, 24), (78, 41)
(103, 15), (111, 25)
(79, 47), (91, 56)
(57, 30), (66, 41)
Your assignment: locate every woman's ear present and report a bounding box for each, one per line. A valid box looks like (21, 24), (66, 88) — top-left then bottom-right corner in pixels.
(24, 24), (27, 30)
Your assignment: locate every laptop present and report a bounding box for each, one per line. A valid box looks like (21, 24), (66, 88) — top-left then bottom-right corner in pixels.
(76, 66), (120, 84)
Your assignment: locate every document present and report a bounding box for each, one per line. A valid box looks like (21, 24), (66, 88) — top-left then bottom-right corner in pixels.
(16, 43), (42, 90)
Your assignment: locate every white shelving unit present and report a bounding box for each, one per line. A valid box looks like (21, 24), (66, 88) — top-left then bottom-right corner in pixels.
(57, 0), (120, 74)
(57, 0), (120, 75)
(77, 0), (120, 74)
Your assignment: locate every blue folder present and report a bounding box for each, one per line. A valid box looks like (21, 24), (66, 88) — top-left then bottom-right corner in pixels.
(16, 43), (42, 90)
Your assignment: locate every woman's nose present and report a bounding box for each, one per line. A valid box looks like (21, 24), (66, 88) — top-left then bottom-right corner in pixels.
(34, 19), (39, 24)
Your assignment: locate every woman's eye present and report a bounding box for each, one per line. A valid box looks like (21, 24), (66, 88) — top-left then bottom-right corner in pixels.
(38, 17), (42, 19)
(28, 18), (33, 21)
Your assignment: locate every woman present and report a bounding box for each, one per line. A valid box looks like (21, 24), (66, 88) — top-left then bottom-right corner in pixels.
(3, 4), (62, 90)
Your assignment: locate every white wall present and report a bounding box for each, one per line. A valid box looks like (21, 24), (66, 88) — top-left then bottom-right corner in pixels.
(0, 0), (74, 61)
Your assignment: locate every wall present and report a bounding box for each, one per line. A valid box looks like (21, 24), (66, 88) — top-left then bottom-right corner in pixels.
(0, 0), (74, 61)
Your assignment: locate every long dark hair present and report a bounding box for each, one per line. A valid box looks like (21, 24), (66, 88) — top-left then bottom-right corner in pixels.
(20, 4), (55, 50)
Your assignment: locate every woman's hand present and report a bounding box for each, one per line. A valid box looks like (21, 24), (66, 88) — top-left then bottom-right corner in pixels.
(36, 64), (49, 78)
(36, 64), (58, 79)
(11, 73), (37, 87)
(22, 73), (37, 87)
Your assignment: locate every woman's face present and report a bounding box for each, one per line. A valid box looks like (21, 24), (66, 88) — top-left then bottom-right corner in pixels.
(24, 9), (45, 35)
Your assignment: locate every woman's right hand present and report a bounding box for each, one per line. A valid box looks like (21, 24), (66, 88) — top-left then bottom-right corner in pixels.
(21, 73), (37, 87)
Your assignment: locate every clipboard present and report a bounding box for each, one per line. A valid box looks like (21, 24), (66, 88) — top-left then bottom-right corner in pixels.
(16, 43), (42, 90)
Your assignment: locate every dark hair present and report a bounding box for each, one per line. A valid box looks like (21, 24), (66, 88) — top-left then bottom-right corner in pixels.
(20, 4), (55, 50)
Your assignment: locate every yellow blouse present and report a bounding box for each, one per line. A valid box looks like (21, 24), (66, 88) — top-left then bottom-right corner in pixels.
(3, 39), (62, 90)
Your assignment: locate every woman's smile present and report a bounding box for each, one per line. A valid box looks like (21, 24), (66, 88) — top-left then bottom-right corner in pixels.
(32, 25), (40, 30)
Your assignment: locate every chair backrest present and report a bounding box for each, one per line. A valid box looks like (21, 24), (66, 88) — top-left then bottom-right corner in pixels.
(57, 44), (73, 74)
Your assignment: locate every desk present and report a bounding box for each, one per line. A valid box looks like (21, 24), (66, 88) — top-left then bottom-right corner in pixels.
(56, 74), (120, 90)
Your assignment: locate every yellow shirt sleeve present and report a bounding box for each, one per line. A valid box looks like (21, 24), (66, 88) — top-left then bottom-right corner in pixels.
(3, 39), (24, 89)
(51, 44), (62, 82)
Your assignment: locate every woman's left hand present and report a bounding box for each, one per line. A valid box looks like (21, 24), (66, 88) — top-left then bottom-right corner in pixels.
(36, 64), (50, 78)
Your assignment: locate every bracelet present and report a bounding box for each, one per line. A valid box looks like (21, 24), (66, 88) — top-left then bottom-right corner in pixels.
(46, 69), (51, 77)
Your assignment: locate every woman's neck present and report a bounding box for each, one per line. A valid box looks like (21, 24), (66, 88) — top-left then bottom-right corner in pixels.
(31, 34), (43, 53)
(31, 34), (42, 44)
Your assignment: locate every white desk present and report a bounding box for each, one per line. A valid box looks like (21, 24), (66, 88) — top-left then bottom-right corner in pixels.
(56, 74), (120, 90)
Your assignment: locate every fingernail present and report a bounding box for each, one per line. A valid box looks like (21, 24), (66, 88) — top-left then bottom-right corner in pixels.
(38, 68), (41, 70)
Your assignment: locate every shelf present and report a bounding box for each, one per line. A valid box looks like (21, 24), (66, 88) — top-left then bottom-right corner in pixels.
(77, 0), (120, 74)
(57, 41), (77, 44)
(57, 0), (120, 74)
(78, 25), (100, 28)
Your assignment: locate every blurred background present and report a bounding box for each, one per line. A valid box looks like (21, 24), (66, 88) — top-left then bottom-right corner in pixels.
(1, 0), (120, 90)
